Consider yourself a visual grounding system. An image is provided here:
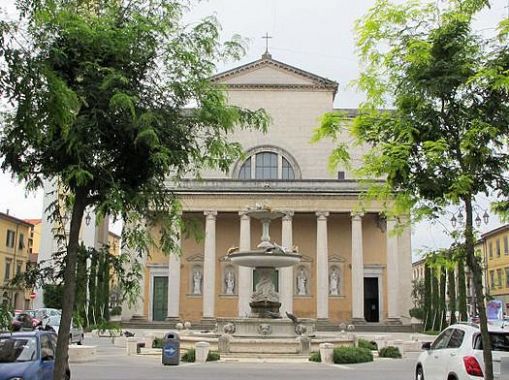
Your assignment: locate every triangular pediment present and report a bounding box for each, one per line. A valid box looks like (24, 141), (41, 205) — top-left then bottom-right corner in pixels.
(329, 255), (346, 263)
(211, 55), (338, 93)
(186, 253), (204, 262)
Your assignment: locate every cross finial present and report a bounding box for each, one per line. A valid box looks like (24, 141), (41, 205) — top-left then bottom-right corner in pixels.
(262, 33), (272, 59)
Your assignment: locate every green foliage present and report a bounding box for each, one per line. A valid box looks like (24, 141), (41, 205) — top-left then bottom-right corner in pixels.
(207, 351), (220, 361)
(0, 305), (13, 332)
(152, 337), (164, 349)
(43, 284), (64, 309)
(409, 307), (424, 320)
(378, 346), (402, 359)
(424, 264), (432, 330)
(182, 348), (196, 362)
(110, 306), (122, 316)
(357, 338), (377, 350)
(92, 321), (121, 335)
(333, 347), (373, 364)
(309, 351), (321, 362)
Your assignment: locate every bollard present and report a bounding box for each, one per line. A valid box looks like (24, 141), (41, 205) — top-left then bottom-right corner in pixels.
(299, 335), (311, 355)
(195, 341), (210, 363)
(218, 334), (231, 353)
(319, 343), (334, 364)
(126, 337), (138, 356)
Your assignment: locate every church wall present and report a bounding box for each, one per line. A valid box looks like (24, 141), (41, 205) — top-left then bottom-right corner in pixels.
(180, 215), (205, 322)
(214, 213), (240, 318)
(327, 213), (352, 323)
(293, 213), (317, 318)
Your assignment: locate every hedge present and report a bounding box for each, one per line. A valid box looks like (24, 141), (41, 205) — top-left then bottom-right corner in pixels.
(378, 346), (402, 358)
(333, 347), (373, 364)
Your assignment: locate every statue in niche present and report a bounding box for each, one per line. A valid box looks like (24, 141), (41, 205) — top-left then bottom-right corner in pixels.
(297, 267), (307, 296)
(192, 270), (202, 295)
(225, 271), (235, 295)
(329, 268), (339, 296)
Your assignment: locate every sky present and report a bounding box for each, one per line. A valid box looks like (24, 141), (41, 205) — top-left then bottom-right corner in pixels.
(0, 0), (507, 256)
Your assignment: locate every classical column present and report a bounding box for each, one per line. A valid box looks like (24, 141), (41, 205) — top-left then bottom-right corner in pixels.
(316, 211), (329, 320)
(386, 217), (400, 322)
(238, 211), (252, 317)
(166, 231), (181, 320)
(351, 212), (365, 322)
(203, 210), (217, 319)
(280, 211), (294, 315)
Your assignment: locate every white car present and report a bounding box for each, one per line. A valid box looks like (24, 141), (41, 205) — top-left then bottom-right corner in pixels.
(416, 323), (509, 379)
(45, 315), (84, 345)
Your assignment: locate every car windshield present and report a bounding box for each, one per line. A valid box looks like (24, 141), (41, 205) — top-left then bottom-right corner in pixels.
(0, 337), (37, 362)
(474, 333), (509, 352)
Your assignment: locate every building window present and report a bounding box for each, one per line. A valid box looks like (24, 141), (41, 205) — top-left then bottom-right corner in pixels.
(5, 230), (15, 248)
(255, 152), (278, 179)
(282, 157), (295, 180)
(497, 268), (503, 287)
(497, 239), (501, 257)
(237, 149), (298, 181)
(489, 242), (493, 258)
(4, 259), (11, 281)
(16, 262), (22, 276)
(18, 233), (24, 250)
(490, 270), (495, 289)
(505, 236), (509, 255)
(505, 267), (509, 288)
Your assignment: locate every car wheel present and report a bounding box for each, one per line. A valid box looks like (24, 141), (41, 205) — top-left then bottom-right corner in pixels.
(416, 366), (424, 380)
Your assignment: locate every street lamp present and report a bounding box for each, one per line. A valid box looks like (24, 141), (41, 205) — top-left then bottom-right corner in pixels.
(451, 207), (489, 228)
(85, 212), (91, 226)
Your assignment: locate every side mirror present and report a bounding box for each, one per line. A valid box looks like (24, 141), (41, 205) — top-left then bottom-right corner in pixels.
(421, 342), (432, 350)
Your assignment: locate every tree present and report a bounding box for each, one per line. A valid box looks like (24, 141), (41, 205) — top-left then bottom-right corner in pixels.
(313, 1), (509, 378)
(0, 1), (268, 377)
(424, 264), (433, 330)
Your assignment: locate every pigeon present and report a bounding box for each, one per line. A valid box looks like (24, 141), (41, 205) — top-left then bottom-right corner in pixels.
(286, 311), (299, 324)
(123, 330), (135, 337)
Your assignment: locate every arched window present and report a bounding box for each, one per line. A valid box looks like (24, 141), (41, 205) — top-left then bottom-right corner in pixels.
(255, 152), (277, 179)
(236, 149), (298, 180)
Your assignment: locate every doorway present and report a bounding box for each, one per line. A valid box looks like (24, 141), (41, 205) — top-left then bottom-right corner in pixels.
(152, 276), (168, 321)
(364, 277), (379, 322)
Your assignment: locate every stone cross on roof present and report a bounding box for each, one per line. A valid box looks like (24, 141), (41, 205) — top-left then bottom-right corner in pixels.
(262, 33), (273, 59)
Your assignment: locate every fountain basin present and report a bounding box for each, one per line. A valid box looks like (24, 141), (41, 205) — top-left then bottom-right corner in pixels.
(229, 252), (301, 268)
(216, 317), (316, 338)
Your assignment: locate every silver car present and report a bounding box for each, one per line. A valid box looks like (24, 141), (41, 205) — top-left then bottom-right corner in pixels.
(45, 315), (84, 345)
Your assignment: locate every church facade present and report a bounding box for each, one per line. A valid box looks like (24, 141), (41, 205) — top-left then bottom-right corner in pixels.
(124, 53), (412, 326)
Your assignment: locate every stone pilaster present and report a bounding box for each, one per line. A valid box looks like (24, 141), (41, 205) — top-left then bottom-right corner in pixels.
(238, 211), (251, 317)
(316, 211), (329, 320)
(351, 212), (365, 323)
(203, 210), (217, 319)
(386, 217), (400, 322)
(280, 211), (294, 315)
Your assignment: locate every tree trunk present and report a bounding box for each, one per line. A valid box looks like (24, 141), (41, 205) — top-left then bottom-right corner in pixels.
(464, 197), (493, 380)
(88, 250), (97, 325)
(54, 189), (87, 380)
(75, 245), (88, 327)
(424, 263), (432, 330)
(440, 266), (447, 330)
(457, 260), (468, 321)
(102, 254), (110, 321)
(448, 265), (457, 325)
(432, 267), (440, 331)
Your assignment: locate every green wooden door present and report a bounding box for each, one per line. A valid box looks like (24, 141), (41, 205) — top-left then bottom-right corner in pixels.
(152, 276), (168, 321)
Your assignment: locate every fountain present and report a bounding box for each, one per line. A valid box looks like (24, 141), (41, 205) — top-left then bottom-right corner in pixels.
(216, 204), (315, 338)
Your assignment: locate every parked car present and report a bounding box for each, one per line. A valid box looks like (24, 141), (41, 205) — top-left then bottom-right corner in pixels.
(416, 322), (509, 379)
(35, 308), (61, 320)
(0, 330), (70, 380)
(46, 315), (84, 345)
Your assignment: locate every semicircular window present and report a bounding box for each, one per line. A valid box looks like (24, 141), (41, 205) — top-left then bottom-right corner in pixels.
(238, 151), (296, 180)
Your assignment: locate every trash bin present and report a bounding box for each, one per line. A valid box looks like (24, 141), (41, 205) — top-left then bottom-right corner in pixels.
(162, 331), (180, 366)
